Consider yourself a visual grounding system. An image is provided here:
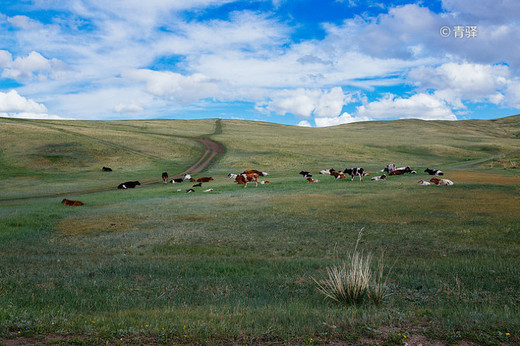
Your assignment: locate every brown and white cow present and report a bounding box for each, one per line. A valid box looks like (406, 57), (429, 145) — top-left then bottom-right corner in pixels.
(430, 177), (454, 185)
(234, 173), (259, 188)
(162, 172), (168, 183)
(371, 174), (387, 181)
(307, 177), (320, 183)
(243, 169), (269, 176)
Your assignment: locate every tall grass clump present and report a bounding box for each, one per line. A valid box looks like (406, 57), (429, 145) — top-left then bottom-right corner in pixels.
(314, 230), (391, 306)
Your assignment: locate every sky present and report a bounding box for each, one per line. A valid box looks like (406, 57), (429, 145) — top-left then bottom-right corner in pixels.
(1, 0), (520, 127)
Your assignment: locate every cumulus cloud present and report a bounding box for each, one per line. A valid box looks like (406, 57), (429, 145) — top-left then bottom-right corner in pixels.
(1, 51), (68, 81)
(355, 93), (457, 120)
(315, 112), (371, 127)
(0, 89), (64, 119)
(259, 87), (352, 118)
(297, 120), (312, 127)
(126, 69), (221, 104)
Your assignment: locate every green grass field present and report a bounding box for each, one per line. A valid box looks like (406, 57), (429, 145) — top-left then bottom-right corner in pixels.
(0, 116), (519, 344)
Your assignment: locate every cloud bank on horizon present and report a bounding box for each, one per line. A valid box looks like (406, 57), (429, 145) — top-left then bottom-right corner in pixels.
(0, 0), (519, 126)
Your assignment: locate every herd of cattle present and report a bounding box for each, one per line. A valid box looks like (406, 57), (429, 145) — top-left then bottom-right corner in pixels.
(60, 164), (453, 206)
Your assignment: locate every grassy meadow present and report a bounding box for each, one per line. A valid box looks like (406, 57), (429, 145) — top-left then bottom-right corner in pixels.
(0, 116), (519, 344)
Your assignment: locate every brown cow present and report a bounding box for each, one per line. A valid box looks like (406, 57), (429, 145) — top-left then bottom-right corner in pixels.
(235, 173), (259, 188)
(197, 177), (214, 183)
(61, 198), (84, 206)
(307, 177), (320, 183)
(430, 177), (454, 185)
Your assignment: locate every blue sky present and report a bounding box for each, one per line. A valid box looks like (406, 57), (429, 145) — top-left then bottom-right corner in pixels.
(1, 0), (520, 126)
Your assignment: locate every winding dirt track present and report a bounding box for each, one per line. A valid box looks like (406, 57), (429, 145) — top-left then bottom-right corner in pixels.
(0, 120), (226, 203)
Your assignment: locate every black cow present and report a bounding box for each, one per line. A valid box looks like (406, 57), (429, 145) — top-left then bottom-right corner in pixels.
(344, 168), (365, 181)
(117, 181), (141, 189)
(424, 168), (444, 176)
(170, 178), (184, 183)
(192, 183), (202, 187)
(162, 172), (169, 183)
(299, 171), (312, 178)
(102, 166), (112, 172)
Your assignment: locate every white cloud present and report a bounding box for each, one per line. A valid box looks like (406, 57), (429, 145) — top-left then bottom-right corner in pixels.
(355, 93), (457, 120)
(126, 69), (221, 104)
(259, 87), (352, 118)
(315, 112), (370, 127)
(297, 120), (312, 127)
(0, 89), (65, 119)
(113, 103), (144, 114)
(1, 51), (68, 81)
(7, 15), (42, 29)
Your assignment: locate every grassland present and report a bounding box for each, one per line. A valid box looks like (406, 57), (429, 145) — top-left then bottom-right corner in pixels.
(0, 115), (519, 344)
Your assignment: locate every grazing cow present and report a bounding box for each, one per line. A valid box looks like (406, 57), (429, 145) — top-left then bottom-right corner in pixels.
(170, 178), (183, 183)
(183, 174), (192, 180)
(117, 181), (140, 189)
(102, 166), (112, 172)
(299, 171), (312, 178)
(417, 180), (431, 185)
(344, 168), (365, 181)
(260, 180), (270, 184)
(197, 177), (214, 183)
(61, 198), (84, 206)
(307, 177), (320, 183)
(430, 177), (454, 185)
(371, 174), (387, 181)
(243, 169), (269, 176)
(235, 173), (259, 188)
(186, 188), (195, 193)
(424, 168), (444, 176)
(193, 183), (202, 187)
(162, 172), (168, 183)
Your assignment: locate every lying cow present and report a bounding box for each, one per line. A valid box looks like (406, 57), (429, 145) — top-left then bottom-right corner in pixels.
(424, 168), (444, 176)
(371, 174), (387, 181)
(61, 198), (84, 206)
(299, 171), (312, 178)
(331, 171), (346, 179)
(320, 168), (336, 175)
(183, 174), (192, 180)
(417, 180), (431, 185)
(389, 166), (414, 175)
(307, 177), (320, 183)
(170, 178), (183, 183)
(117, 181), (140, 189)
(197, 177), (214, 183)
(102, 166), (112, 172)
(430, 177), (454, 185)
(344, 168), (365, 181)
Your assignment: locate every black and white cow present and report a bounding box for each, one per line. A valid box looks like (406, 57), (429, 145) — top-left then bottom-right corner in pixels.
(162, 172), (169, 183)
(117, 181), (141, 189)
(424, 168), (444, 176)
(344, 168), (365, 181)
(170, 178), (184, 183)
(299, 171), (312, 178)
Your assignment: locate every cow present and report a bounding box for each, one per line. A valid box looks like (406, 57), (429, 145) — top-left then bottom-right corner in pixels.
(228, 173), (238, 179)
(162, 172), (168, 183)
(307, 177), (320, 183)
(197, 177), (214, 183)
(183, 174), (192, 180)
(170, 178), (183, 183)
(260, 180), (270, 184)
(234, 173), (259, 188)
(192, 183), (202, 187)
(331, 171), (346, 179)
(371, 174), (387, 181)
(243, 169), (268, 176)
(117, 181), (140, 189)
(389, 166), (413, 175)
(102, 166), (112, 172)
(320, 168), (336, 175)
(417, 180), (431, 185)
(299, 171), (312, 178)
(186, 188), (195, 193)
(344, 168), (365, 181)
(203, 188), (214, 192)
(425, 168), (444, 176)
(61, 198), (84, 206)
(430, 177), (454, 185)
